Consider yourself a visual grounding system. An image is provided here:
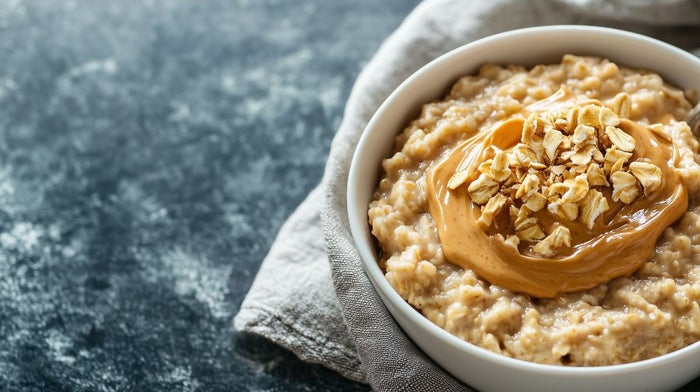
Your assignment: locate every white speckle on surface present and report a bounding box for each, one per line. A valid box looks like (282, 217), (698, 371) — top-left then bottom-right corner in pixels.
(67, 59), (118, 78)
(0, 168), (17, 200)
(240, 352), (283, 375)
(239, 48), (319, 119)
(221, 75), (237, 92)
(47, 224), (61, 240)
(318, 76), (343, 115)
(227, 212), (252, 233)
(303, 2), (316, 14)
(13, 2), (26, 16)
(149, 207), (168, 221)
(0, 78), (17, 99)
(0, 222), (43, 252)
(234, 153), (273, 188)
(278, 47), (313, 69)
(169, 103), (192, 121)
(7, 329), (30, 344)
(45, 329), (76, 365)
(242, 97), (268, 118)
(169, 366), (199, 390)
(148, 363), (200, 392)
(62, 244), (78, 258)
(156, 250), (232, 319)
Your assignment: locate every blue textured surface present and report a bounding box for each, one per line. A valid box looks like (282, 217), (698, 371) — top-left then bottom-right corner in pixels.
(0, 1), (418, 390)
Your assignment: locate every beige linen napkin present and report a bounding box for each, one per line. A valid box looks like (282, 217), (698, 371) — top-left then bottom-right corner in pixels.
(235, 0), (700, 390)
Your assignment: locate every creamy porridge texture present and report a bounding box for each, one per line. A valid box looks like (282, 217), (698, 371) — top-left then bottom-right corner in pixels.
(368, 55), (700, 366)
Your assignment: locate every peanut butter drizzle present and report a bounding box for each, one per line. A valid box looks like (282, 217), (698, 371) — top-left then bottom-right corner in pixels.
(426, 90), (688, 298)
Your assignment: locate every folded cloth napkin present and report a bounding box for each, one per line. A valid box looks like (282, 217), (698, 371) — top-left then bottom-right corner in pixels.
(235, 0), (700, 390)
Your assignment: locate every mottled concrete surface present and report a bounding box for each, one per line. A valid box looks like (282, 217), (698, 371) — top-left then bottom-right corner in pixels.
(0, 1), (418, 390)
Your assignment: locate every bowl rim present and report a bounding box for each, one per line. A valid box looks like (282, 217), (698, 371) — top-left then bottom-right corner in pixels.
(347, 24), (700, 376)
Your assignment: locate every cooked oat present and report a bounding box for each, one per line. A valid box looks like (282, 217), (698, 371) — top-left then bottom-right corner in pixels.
(368, 55), (700, 366)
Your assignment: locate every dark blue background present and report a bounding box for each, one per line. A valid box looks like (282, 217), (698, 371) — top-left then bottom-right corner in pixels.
(0, 1), (418, 390)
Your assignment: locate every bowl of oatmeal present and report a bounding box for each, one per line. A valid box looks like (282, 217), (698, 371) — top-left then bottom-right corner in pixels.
(347, 26), (700, 392)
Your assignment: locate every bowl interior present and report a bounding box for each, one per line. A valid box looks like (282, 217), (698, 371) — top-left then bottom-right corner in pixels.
(347, 25), (700, 392)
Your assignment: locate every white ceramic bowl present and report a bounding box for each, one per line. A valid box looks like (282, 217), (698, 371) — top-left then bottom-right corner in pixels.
(347, 26), (700, 392)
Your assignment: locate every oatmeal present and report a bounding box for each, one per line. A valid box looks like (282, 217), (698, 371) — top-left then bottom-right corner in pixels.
(368, 55), (700, 366)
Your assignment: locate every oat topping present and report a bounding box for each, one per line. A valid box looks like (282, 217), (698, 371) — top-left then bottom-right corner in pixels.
(447, 169), (470, 190)
(532, 225), (572, 257)
(629, 161), (663, 196)
(449, 98), (664, 257)
(466, 173), (499, 204)
(610, 171), (640, 204)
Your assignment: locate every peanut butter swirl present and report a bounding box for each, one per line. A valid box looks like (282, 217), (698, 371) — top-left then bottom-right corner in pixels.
(426, 87), (688, 298)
